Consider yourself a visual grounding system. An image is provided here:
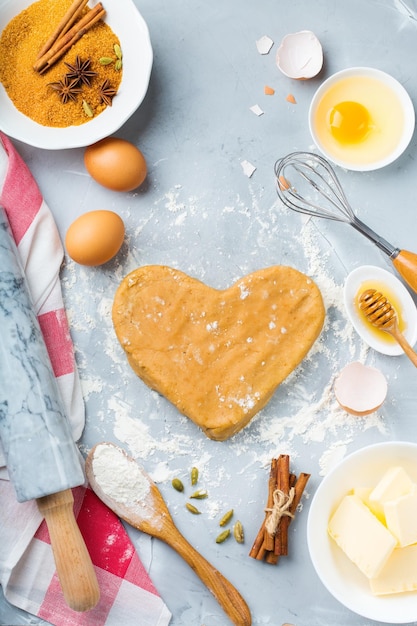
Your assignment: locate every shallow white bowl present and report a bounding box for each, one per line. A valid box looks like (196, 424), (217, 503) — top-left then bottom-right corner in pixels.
(308, 441), (417, 623)
(344, 265), (417, 356)
(0, 0), (153, 149)
(309, 67), (415, 171)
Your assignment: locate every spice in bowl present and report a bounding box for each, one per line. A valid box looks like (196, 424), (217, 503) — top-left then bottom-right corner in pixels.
(0, 0), (123, 127)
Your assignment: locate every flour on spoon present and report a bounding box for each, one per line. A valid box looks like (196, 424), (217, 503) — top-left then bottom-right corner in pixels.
(91, 443), (150, 514)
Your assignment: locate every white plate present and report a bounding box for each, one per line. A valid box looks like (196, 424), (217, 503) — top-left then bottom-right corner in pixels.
(307, 441), (417, 623)
(344, 265), (417, 356)
(0, 0), (153, 149)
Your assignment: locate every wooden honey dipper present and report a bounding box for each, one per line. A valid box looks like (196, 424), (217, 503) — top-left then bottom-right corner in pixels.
(359, 289), (417, 367)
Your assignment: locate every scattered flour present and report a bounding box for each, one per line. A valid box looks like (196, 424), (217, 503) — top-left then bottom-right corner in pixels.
(62, 184), (387, 498)
(319, 443), (350, 476)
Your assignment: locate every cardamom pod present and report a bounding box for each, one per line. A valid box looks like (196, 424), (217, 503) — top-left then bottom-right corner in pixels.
(190, 489), (208, 500)
(219, 509), (234, 527)
(82, 100), (93, 118)
(99, 57), (114, 65)
(171, 478), (184, 492)
(114, 43), (123, 59)
(115, 59), (123, 71)
(191, 467), (198, 485)
(215, 529), (230, 544)
(185, 502), (201, 514)
(233, 520), (244, 543)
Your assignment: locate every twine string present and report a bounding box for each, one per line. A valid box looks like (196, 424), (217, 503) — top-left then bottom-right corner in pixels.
(265, 487), (295, 535)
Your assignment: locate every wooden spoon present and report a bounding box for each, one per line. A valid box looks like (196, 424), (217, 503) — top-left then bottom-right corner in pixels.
(85, 442), (251, 626)
(359, 289), (417, 367)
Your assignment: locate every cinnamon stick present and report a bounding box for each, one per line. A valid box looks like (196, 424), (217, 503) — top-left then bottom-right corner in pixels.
(58, 0), (89, 39)
(264, 550), (279, 565)
(274, 471), (310, 557)
(274, 455), (291, 557)
(263, 457), (278, 552)
(291, 472), (311, 513)
(248, 458), (277, 559)
(249, 456), (310, 565)
(36, 0), (88, 60)
(248, 528), (265, 560)
(34, 3), (106, 73)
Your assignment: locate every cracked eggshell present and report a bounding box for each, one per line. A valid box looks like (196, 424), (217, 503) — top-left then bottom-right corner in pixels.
(276, 30), (323, 80)
(334, 362), (388, 417)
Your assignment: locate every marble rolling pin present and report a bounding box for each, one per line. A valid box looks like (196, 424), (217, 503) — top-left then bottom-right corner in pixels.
(0, 208), (100, 612)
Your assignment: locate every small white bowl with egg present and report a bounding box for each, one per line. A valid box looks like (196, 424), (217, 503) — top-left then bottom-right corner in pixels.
(307, 441), (417, 623)
(309, 67), (415, 171)
(344, 265), (417, 356)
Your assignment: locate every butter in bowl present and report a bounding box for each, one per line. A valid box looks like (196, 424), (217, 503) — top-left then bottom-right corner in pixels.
(307, 441), (417, 624)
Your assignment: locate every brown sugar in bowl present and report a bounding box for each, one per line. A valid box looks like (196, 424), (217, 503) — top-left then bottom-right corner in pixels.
(0, 0), (153, 149)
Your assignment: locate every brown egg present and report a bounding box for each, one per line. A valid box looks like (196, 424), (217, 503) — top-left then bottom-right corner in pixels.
(65, 210), (125, 266)
(84, 137), (147, 192)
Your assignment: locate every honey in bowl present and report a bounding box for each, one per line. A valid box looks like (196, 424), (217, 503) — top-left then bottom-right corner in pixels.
(355, 279), (406, 346)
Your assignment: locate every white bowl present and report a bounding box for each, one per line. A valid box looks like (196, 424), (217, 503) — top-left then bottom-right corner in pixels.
(308, 441), (417, 623)
(344, 265), (417, 356)
(0, 0), (153, 150)
(309, 67), (415, 171)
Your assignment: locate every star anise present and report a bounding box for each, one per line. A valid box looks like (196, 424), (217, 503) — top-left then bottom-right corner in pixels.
(65, 56), (97, 87)
(48, 76), (82, 104)
(99, 79), (117, 106)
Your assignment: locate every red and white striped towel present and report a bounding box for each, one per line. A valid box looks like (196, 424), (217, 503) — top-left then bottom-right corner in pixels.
(0, 132), (171, 626)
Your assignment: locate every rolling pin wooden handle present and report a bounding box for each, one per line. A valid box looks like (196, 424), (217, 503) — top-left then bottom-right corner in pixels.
(392, 249), (417, 295)
(37, 489), (100, 612)
(164, 528), (251, 626)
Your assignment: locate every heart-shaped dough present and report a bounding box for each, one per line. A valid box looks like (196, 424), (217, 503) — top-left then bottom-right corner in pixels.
(113, 265), (325, 441)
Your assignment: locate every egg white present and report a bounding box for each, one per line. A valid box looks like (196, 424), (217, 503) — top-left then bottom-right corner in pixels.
(313, 75), (405, 166)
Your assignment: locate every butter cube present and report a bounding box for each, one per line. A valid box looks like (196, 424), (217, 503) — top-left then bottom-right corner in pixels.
(328, 494), (396, 579)
(370, 544), (417, 596)
(352, 486), (372, 501)
(369, 466), (414, 520)
(384, 486), (417, 547)
(352, 486), (384, 522)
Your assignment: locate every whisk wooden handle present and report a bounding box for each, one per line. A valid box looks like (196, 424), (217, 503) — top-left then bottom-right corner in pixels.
(274, 153), (417, 298)
(392, 250), (417, 295)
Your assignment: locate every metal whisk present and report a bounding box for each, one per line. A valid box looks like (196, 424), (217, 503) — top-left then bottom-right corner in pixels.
(274, 151), (417, 295)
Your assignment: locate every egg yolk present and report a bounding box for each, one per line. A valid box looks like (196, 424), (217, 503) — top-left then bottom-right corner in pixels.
(327, 101), (371, 144)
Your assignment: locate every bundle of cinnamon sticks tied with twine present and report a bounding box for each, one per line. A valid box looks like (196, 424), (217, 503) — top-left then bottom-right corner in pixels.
(34, 0), (106, 74)
(249, 454), (310, 564)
